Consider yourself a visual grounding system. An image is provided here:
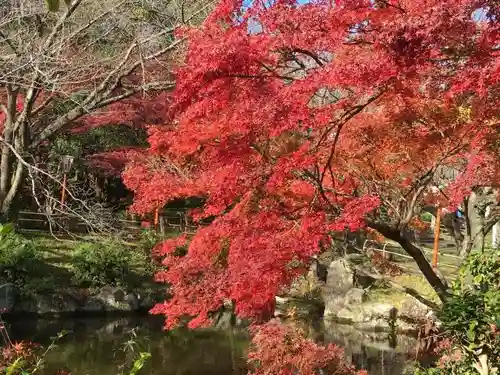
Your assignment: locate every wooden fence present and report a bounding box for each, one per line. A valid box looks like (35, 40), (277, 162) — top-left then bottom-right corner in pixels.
(16, 209), (199, 238)
(362, 239), (461, 277)
(15, 210), (463, 278)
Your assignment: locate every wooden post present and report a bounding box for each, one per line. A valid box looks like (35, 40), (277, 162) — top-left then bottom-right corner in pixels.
(432, 206), (442, 269)
(60, 173), (67, 209)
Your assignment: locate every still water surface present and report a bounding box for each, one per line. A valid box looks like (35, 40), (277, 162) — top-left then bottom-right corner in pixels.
(4, 316), (418, 375)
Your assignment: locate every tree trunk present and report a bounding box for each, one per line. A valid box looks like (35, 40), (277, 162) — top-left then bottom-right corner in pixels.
(368, 221), (449, 302)
(0, 94), (28, 222)
(460, 191), (492, 257)
(492, 221), (500, 249)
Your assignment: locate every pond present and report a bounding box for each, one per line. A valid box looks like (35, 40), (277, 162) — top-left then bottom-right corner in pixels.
(3, 316), (419, 375)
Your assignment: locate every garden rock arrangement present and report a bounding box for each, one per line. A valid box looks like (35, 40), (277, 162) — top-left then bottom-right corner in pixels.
(322, 259), (436, 332)
(277, 255), (437, 333)
(11, 286), (162, 316)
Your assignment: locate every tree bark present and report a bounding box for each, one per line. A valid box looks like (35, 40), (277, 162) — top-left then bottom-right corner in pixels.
(459, 190), (495, 257)
(368, 221), (449, 302)
(492, 221), (500, 249)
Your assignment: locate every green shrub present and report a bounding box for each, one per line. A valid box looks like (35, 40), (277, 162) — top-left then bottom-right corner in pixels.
(137, 229), (164, 254)
(71, 241), (133, 287)
(136, 229), (174, 272)
(408, 251), (500, 375)
(0, 223), (39, 288)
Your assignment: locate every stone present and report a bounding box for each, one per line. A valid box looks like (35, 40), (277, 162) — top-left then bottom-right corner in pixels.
(355, 318), (391, 332)
(36, 294), (78, 315)
(323, 294), (348, 318)
(323, 259), (358, 316)
(324, 288), (367, 318)
(396, 319), (419, 333)
(80, 297), (105, 312)
(362, 302), (398, 321)
(139, 295), (154, 310)
(399, 296), (434, 322)
(214, 310), (234, 329)
(0, 283), (15, 312)
(325, 302), (398, 331)
(288, 259), (325, 298)
(325, 259), (355, 294)
(275, 296), (290, 305)
(344, 288), (366, 306)
(125, 293), (140, 310)
(95, 286), (135, 311)
(336, 307), (360, 323)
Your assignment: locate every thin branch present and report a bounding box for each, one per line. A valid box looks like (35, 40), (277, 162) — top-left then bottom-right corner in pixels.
(0, 31), (19, 56)
(61, 0), (127, 46)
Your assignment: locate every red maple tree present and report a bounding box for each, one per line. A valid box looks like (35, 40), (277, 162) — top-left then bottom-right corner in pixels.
(247, 319), (365, 375)
(123, 0), (499, 328)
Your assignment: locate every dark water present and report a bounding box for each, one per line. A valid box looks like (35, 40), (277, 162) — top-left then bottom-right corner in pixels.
(2, 316), (418, 375)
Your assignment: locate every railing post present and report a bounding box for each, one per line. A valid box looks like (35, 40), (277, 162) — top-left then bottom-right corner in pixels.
(432, 206), (442, 269)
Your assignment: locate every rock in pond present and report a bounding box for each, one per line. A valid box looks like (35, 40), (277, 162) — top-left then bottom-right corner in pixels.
(325, 302), (398, 332)
(10, 285), (157, 316)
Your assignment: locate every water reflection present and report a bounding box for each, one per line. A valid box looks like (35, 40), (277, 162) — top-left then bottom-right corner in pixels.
(3, 316), (417, 375)
(283, 319), (418, 375)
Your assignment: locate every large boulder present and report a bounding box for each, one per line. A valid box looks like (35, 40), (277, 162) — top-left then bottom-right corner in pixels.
(95, 286), (139, 312)
(324, 288), (366, 317)
(326, 302), (398, 332)
(345, 288), (367, 305)
(14, 293), (78, 315)
(323, 294), (348, 317)
(322, 257), (374, 318)
(399, 296), (436, 323)
(324, 259), (355, 294)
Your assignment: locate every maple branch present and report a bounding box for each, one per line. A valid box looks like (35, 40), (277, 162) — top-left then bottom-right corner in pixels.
(31, 80), (175, 148)
(319, 89), (386, 184)
(31, 95), (55, 117)
(300, 169), (338, 213)
(399, 183), (429, 228)
(398, 142), (466, 226)
(367, 220), (449, 302)
(290, 48), (325, 67)
(375, 0), (406, 13)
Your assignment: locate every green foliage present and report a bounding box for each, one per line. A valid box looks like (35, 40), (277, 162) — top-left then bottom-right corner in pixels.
(135, 229), (168, 273)
(420, 212), (434, 223)
(71, 239), (156, 288)
(410, 251), (500, 375)
(49, 125), (147, 161)
(137, 229), (163, 254)
(440, 251), (500, 369)
(0, 224), (39, 288)
(126, 352), (152, 375)
(71, 241), (133, 288)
